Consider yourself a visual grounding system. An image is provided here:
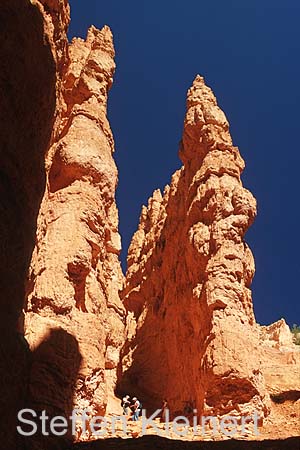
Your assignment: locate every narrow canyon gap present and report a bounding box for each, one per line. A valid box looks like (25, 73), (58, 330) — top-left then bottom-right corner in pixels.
(0, 1), (299, 449)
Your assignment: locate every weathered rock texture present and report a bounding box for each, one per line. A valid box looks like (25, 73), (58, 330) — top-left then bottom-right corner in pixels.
(0, 0), (124, 448)
(0, 0), (58, 446)
(24, 1), (125, 429)
(258, 319), (300, 399)
(1, 1), (299, 448)
(121, 75), (270, 419)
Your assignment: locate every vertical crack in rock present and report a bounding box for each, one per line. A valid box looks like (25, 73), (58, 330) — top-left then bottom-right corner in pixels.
(120, 75), (270, 419)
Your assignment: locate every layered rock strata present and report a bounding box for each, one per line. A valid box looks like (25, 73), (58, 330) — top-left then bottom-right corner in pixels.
(121, 75), (270, 419)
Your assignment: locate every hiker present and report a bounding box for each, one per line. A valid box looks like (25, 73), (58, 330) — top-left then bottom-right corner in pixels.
(122, 395), (131, 415)
(161, 399), (168, 422)
(131, 397), (142, 421)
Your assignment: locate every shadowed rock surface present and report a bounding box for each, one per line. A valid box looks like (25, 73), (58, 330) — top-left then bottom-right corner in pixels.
(0, 0), (56, 447)
(72, 436), (300, 450)
(0, 1), (299, 449)
(1, 0), (124, 448)
(120, 75), (269, 419)
(25, 19), (125, 421)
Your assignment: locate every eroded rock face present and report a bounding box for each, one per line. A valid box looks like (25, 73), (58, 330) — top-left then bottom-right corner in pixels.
(0, 0), (59, 445)
(258, 320), (300, 399)
(2, 1), (298, 447)
(1, 2), (124, 447)
(25, 10), (125, 430)
(1, 1), (125, 445)
(121, 76), (270, 419)
(259, 319), (294, 349)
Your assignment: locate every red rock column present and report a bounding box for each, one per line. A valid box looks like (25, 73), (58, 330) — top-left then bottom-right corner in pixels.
(121, 76), (270, 420)
(24, 17), (125, 437)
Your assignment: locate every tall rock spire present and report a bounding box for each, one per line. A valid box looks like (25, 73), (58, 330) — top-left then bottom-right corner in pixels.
(24, 15), (125, 446)
(121, 75), (269, 419)
(180, 75), (233, 166)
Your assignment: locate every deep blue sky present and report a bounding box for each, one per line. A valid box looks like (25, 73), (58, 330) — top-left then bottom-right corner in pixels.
(69, 0), (300, 327)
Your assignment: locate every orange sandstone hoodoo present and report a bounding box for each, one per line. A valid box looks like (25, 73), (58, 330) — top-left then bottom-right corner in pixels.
(1, 1), (299, 449)
(120, 75), (270, 420)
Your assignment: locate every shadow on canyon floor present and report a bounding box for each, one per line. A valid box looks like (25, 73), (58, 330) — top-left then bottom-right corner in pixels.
(19, 328), (82, 450)
(2, 327), (82, 450)
(73, 435), (300, 450)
